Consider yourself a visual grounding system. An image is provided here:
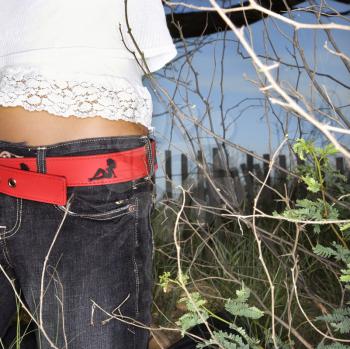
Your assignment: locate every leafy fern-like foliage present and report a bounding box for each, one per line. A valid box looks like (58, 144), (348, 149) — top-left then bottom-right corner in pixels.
(224, 283), (264, 320)
(315, 307), (350, 334)
(196, 329), (249, 349)
(317, 342), (350, 349)
(278, 139), (350, 347)
(176, 291), (209, 336)
(174, 282), (264, 348)
(273, 198), (339, 234)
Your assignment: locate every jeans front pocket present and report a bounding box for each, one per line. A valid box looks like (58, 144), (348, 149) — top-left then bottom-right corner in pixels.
(53, 179), (138, 221)
(129, 188), (154, 346)
(0, 193), (23, 238)
(147, 195), (156, 261)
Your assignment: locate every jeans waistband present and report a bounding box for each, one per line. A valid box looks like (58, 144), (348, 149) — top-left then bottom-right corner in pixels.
(0, 134), (157, 177)
(0, 135), (154, 156)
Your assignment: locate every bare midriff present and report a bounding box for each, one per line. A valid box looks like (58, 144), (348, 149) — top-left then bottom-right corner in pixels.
(0, 106), (149, 146)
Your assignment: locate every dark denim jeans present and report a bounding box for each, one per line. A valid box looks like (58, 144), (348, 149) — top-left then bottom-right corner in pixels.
(0, 135), (156, 349)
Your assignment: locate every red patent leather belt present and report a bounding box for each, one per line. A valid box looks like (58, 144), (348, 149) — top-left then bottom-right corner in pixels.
(0, 140), (157, 206)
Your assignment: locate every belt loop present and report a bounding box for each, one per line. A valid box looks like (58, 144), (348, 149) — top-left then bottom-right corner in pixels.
(36, 147), (47, 174)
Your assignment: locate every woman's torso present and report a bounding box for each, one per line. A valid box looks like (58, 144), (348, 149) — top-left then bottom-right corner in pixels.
(0, 106), (149, 146)
(0, 0), (177, 145)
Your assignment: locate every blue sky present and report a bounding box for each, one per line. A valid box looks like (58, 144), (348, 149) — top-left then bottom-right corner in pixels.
(144, 1), (350, 193)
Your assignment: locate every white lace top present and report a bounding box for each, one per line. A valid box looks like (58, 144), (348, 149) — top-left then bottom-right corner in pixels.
(0, 64), (154, 132)
(0, 0), (177, 132)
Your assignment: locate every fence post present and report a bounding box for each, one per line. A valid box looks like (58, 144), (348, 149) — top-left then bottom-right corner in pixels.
(247, 153), (254, 174)
(276, 154), (287, 185)
(212, 147), (226, 178)
(241, 153), (254, 204)
(253, 163), (263, 181)
(207, 147), (225, 213)
(196, 150), (205, 201)
(181, 153), (188, 187)
(230, 167), (245, 206)
(263, 154), (271, 186)
(279, 154), (286, 168)
(165, 150), (172, 199)
(293, 153), (307, 200)
(336, 156), (344, 174)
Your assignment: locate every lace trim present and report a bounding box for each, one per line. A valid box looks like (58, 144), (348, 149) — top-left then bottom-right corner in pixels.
(0, 66), (153, 131)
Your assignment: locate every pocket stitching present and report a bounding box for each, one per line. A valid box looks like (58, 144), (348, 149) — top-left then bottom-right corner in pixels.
(148, 199), (155, 261)
(54, 202), (129, 217)
(3, 198), (23, 238)
(53, 201), (136, 220)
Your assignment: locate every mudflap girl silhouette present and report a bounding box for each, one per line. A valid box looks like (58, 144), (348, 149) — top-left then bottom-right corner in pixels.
(88, 158), (116, 181)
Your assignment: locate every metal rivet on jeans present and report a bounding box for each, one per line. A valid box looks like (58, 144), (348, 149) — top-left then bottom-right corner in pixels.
(128, 205), (136, 212)
(8, 178), (16, 188)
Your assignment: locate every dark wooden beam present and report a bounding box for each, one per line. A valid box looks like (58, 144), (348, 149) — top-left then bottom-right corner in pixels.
(166, 0), (315, 39)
